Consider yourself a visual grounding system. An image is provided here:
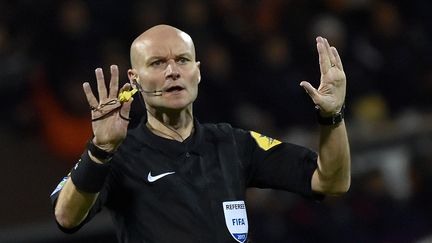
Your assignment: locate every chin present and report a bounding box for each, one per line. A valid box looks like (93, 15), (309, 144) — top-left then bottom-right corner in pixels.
(170, 101), (192, 110)
(158, 99), (193, 112)
(150, 93), (197, 111)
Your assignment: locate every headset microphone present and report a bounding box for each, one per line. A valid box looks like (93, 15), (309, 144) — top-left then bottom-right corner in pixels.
(118, 79), (164, 102)
(133, 79), (163, 96)
(142, 90), (163, 96)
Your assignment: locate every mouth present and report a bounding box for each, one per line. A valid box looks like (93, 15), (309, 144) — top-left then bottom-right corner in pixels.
(164, 85), (185, 93)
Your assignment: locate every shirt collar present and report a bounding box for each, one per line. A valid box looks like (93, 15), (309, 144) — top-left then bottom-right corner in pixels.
(136, 118), (204, 158)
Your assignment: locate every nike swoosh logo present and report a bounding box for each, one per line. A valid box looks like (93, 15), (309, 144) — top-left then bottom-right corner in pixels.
(147, 171), (175, 182)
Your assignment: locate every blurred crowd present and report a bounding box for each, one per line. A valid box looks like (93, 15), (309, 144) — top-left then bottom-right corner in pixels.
(1, 0), (432, 242)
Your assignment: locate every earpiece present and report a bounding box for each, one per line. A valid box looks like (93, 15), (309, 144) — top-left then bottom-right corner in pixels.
(132, 78), (143, 92)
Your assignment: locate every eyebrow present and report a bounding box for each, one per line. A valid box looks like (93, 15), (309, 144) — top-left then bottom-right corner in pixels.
(146, 53), (193, 62)
(146, 56), (165, 63)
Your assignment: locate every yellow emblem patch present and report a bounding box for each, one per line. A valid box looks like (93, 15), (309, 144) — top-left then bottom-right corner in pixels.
(250, 131), (282, 151)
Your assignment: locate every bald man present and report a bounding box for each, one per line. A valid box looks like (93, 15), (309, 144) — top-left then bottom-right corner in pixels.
(51, 25), (350, 243)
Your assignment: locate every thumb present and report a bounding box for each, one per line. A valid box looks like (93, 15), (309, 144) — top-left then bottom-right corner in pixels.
(120, 97), (134, 118)
(300, 81), (320, 105)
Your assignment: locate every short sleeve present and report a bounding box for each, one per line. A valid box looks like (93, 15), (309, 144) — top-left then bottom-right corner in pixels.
(234, 129), (323, 200)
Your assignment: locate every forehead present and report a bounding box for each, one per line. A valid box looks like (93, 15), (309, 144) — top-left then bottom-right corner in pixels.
(139, 32), (195, 58)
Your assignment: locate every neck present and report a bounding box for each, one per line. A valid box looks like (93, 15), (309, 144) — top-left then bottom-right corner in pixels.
(146, 106), (194, 142)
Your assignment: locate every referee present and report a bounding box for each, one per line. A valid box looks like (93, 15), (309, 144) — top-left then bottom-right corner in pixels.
(51, 25), (350, 243)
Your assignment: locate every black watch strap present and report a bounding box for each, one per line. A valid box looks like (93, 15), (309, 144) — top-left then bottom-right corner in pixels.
(317, 103), (345, 126)
(87, 139), (115, 160)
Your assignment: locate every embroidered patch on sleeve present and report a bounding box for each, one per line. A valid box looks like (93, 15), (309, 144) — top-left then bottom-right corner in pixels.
(250, 131), (282, 151)
(51, 176), (68, 196)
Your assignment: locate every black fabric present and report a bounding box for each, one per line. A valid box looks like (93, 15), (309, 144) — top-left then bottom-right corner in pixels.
(316, 103), (345, 126)
(70, 151), (111, 193)
(87, 139), (114, 160)
(51, 119), (322, 242)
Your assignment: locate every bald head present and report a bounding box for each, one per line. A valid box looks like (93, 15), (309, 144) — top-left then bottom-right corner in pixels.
(130, 25), (196, 69)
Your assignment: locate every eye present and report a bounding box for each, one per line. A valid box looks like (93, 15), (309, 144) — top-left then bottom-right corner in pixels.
(150, 60), (164, 67)
(176, 57), (190, 64)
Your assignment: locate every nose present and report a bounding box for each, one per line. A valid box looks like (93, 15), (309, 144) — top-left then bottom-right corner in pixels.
(165, 60), (180, 81)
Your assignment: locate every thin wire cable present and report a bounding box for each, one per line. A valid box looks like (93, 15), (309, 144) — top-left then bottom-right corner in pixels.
(90, 99), (118, 111)
(91, 100), (124, 122)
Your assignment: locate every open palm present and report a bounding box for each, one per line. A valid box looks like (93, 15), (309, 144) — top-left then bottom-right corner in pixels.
(300, 37), (346, 116)
(83, 65), (133, 151)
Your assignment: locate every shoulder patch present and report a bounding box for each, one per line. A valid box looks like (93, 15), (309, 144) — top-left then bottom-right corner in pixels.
(250, 131), (282, 151)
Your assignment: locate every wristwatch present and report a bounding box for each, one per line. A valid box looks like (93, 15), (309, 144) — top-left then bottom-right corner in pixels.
(316, 103), (345, 126)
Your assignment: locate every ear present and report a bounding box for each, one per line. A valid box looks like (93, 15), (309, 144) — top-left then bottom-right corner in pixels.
(127, 68), (144, 92)
(196, 61), (201, 84)
(127, 69), (139, 86)
(127, 69), (137, 82)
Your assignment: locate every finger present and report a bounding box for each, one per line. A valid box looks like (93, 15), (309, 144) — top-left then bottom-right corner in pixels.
(120, 97), (134, 119)
(117, 83), (131, 101)
(300, 81), (321, 105)
(83, 82), (98, 108)
(323, 38), (337, 69)
(95, 68), (108, 100)
(109, 65), (119, 98)
(119, 83), (132, 93)
(316, 37), (331, 74)
(331, 47), (344, 70)
(324, 39), (337, 69)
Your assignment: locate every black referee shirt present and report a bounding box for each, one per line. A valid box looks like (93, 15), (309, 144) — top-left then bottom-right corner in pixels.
(51, 119), (321, 243)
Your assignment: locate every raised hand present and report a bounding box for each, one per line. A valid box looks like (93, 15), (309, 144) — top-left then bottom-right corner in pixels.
(83, 65), (133, 152)
(300, 37), (346, 116)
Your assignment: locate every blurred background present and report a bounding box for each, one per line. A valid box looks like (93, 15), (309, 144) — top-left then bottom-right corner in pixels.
(1, 0), (432, 242)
